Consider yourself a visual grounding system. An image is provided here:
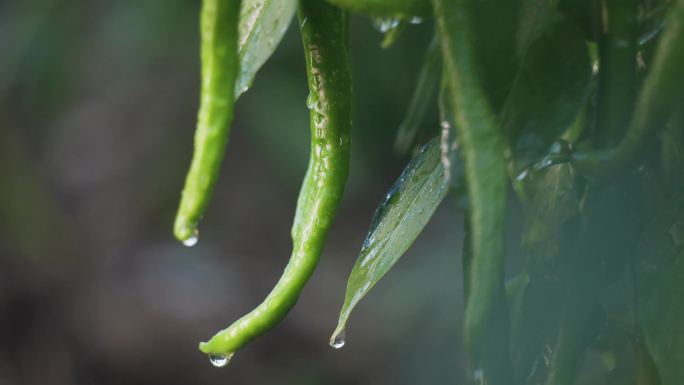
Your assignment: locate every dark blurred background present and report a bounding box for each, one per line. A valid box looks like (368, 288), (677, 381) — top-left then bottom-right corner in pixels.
(0, 1), (468, 384)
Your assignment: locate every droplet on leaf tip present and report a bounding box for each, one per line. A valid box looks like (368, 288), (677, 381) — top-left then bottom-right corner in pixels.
(209, 353), (234, 367)
(330, 329), (346, 349)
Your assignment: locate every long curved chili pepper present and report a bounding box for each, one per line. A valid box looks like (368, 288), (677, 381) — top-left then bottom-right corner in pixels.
(198, 0), (352, 358)
(433, 0), (511, 382)
(173, 0), (241, 244)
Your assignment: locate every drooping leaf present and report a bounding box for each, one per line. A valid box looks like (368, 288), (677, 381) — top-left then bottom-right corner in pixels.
(331, 137), (458, 341)
(234, 0), (297, 97)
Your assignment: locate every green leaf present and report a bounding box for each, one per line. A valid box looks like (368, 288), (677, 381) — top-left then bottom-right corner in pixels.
(635, 196), (684, 385)
(509, 163), (581, 384)
(639, 247), (684, 385)
(522, 161), (581, 248)
(501, 16), (591, 170)
(234, 0), (297, 97)
(331, 138), (455, 342)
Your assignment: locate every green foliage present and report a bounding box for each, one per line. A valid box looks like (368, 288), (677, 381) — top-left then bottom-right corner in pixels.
(234, 0), (297, 97)
(172, 0), (684, 383)
(332, 138), (453, 343)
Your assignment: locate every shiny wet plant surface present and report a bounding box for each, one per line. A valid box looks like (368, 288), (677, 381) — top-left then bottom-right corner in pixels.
(2, 0), (684, 384)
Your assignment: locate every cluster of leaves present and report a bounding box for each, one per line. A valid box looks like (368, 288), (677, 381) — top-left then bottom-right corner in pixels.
(219, 0), (683, 384)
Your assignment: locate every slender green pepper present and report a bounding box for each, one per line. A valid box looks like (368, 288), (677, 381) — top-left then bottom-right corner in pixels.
(573, 0), (684, 174)
(198, 0), (352, 357)
(173, 0), (241, 244)
(325, 0), (430, 18)
(596, 0), (638, 146)
(433, 0), (510, 382)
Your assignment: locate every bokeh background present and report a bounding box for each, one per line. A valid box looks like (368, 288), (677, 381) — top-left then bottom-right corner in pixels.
(0, 1), (469, 384)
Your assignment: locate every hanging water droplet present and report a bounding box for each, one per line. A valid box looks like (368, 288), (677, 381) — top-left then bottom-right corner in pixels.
(330, 329), (346, 349)
(209, 353), (234, 367)
(182, 229), (199, 247)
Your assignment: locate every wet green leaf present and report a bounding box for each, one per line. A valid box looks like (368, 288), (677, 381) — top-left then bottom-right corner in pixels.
(331, 138), (456, 340)
(234, 0), (297, 97)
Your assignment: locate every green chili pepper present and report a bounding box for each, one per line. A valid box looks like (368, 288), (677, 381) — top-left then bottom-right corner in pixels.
(325, 0), (430, 18)
(198, 0), (352, 358)
(595, 0), (638, 146)
(174, 0), (241, 244)
(573, 0), (684, 174)
(433, 0), (511, 382)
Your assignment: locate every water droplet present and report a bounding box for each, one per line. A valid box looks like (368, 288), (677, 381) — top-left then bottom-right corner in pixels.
(516, 169), (529, 181)
(409, 16), (423, 24)
(330, 329), (346, 349)
(372, 17), (400, 33)
(306, 92), (316, 109)
(440, 120), (451, 130)
(209, 353), (234, 367)
(183, 230), (199, 247)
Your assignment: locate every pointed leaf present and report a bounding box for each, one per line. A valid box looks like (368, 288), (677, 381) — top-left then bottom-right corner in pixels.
(332, 138), (457, 340)
(234, 0), (297, 97)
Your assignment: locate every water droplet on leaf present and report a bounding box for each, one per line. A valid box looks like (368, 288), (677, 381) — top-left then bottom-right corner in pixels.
(209, 353), (234, 367)
(330, 329), (346, 349)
